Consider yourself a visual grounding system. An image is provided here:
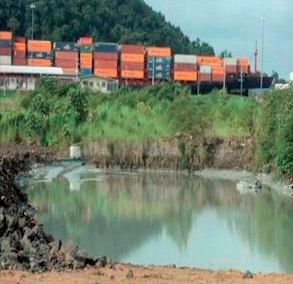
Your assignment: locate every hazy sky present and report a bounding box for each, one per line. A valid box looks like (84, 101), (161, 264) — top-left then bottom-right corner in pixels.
(144, 0), (293, 79)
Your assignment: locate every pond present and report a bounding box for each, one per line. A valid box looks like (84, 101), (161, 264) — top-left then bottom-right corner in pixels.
(27, 164), (293, 274)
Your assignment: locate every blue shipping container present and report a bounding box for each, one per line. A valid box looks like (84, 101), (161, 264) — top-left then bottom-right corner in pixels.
(81, 69), (92, 76)
(147, 63), (171, 70)
(0, 40), (12, 47)
(94, 43), (118, 53)
(147, 57), (171, 65)
(54, 42), (79, 52)
(28, 52), (52, 59)
(148, 70), (171, 80)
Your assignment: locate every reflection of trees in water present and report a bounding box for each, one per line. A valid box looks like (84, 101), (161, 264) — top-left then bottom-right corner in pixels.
(28, 171), (293, 271)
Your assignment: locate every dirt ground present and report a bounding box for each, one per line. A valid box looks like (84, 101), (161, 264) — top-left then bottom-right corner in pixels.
(1, 263), (293, 284)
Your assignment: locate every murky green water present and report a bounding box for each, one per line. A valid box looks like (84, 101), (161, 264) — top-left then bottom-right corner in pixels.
(27, 165), (293, 274)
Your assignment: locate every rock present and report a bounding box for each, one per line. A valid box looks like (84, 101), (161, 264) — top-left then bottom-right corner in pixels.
(95, 256), (107, 268)
(126, 268), (134, 278)
(243, 270), (254, 279)
(236, 180), (262, 194)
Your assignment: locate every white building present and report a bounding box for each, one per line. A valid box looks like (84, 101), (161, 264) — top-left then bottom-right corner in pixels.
(80, 75), (119, 93)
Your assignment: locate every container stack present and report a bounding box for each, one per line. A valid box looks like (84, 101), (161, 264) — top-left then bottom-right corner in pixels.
(237, 58), (250, 75)
(79, 37), (93, 76)
(174, 54), (197, 82)
(223, 58), (237, 74)
(212, 66), (225, 82)
(13, 37), (26, 66)
(94, 43), (119, 78)
(27, 40), (52, 67)
(147, 47), (171, 80)
(0, 31), (12, 65)
(197, 56), (222, 82)
(120, 44), (145, 80)
(54, 42), (79, 75)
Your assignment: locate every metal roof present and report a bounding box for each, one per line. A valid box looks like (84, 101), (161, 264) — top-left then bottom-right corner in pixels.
(0, 65), (64, 75)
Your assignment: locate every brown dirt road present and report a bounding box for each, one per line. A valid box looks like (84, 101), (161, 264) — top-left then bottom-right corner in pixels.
(1, 264), (293, 284)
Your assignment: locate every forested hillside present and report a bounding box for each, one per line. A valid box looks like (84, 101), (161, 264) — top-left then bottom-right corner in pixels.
(0, 0), (214, 55)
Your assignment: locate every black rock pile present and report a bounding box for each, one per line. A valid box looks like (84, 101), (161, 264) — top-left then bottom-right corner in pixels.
(0, 153), (104, 272)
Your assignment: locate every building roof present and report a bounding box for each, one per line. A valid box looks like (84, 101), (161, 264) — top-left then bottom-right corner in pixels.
(0, 65), (64, 75)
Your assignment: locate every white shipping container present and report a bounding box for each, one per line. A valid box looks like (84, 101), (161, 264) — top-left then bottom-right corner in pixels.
(0, 56), (12, 65)
(174, 54), (197, 64)
(224, 58), (237, 66)
(289, 72), (293, 82)
(200, 65), (212, 74)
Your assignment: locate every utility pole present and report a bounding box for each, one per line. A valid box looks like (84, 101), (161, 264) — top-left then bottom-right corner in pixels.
(30, 3), (36, 65)
(260, 15), (265, 90)
(197, 67), (200, 95)
(223, 54), (226, 91)
(4, 71), (6, 96)
(240, 66), (243, 96)
(152, 57), (155, 86)
(254, 40), (258, 74)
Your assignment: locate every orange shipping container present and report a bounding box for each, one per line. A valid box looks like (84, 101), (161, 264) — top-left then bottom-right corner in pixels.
(121, 70), (144, 79)
(147, 47), (171, 57)
(212, 66), (225, 74)
(14, 42), (26, 52)
(0, 31), (12, 40)
(121, 53), (144, 63)
(174, 71), (197, 82)
(80, 53), (92, 61)
(80, 61), (92, 68)
(55, 51), (78, 60)
(27, 59), (52, 67)
(197, 56), (222, 66)
(79, 37), (93, 46)
(27, 40), (52, 52)
(238, 58), (249, 66)
(94, 68), (118, 78)
(62, 68), (77, 75)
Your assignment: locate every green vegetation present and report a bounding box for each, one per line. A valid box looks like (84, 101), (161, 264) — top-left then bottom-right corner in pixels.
(0, 0), (214, 55)
(0, 79), (292, 177)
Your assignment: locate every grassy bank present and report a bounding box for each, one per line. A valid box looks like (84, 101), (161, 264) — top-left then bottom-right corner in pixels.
(0, 78), (292, 177)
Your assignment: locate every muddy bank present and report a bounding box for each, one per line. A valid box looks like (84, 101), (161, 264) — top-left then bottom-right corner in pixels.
(82, 137), (254, 171)
(0, 153), (105, 272)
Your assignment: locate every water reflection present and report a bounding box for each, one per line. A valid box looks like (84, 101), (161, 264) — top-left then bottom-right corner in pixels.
(27, 167), (293, 273)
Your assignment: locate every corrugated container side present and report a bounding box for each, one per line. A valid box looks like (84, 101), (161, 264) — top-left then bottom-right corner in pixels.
(238, 58), (249, 66)
(27, 40), (52, 52)
(94, 68), (118, 78)
(54, 42), (79, 51)
(94, 52), (118, 61)
(212, 74), (224, 82)
(174, 54), (197, 64)
(15, 37), (26, 43)
(121, 70), (144, 79)
(0, 40), (12, 47)
(80, 45), (93, 53)
(121, 53), (144, 63)
(199, 65), (212, 74)
(174, 71), (197, 82)
(147, 57), (171, 65)
(147, 64), (171, 72)
(13, 58), (27, 65)
(238, 65), (249, 74)
(199, 73), (211, 82)
(147, 47), (171, 57)
(147, 70), (171, 80)
(224, 58), (237, 65)
(55, 51), (78, 60)
(0, 56), (12, 65)
(81, 68), (92, 76)
(121, 44), (144, 54)
(14, 42), (26, 52)
(0, 31), (12, 40)
(121, 62), (144, 70)
(79, 37), (93, 46)
(174, 63), (197, 71)
(62, 68), (77, 75)
(212, 66), (225, 74)
(55, 59), (76, 68)
(95, 60), (117, 69)
(27, 59), (52, 67)
(197, 56), (222, 66)
(13, 51), (26, 58)
(94, 43), (118, 53)
(225, 66), (237, 74)
(28, 51), (52, 59)
(0, 47), (12, 56)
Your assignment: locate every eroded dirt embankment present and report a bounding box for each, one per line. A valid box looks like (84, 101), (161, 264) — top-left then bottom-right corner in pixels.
(83, 137), (254, 171)
(0, 148), (105, 272)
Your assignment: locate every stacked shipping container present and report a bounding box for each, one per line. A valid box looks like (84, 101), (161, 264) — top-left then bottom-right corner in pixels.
(54, 42), (78, 75)
(79, 37), (93, 76)
(147, 47), (171, 80)
(223, 58), (237, 74)
(121, 45), (145, 79)
(94, 43), (118, 78)
(13, 37), (26, 66)
(237, 58), (250, 75)
(174, 55), (197, 82)
(0, 31), (12, 65)
(27, 40), (52, 67)
(197, 56), (222, 82)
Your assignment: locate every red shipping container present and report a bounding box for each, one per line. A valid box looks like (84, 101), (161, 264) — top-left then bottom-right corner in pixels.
(13, 51), (26, 58)
(95, 60), (117, 69)
(55, 51), (78, 60)
(94, 52), (118, 61)
(79, 37), (93, 46)
(199, 73), (211, 82)
(55, 59), (76, 68)
(226, 66), (237, 74)
(238, 65), (249, 74)
(121, 44), (144, 54)
(212, 74), (224, 82)
(94, 68), (118, 78)
(174, 64), (197, 71)
(62, 68), (77, 75)
(121, 69), (144, 79)
(0, 47), (11, 55)
(15, 37), (26, 43)
(121, 62), (144, 70)
(13, 58), (27, 65)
